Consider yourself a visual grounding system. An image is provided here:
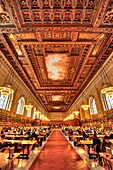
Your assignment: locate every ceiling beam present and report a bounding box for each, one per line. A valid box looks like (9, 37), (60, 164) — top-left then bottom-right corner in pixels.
(36, 87), (77, 92)
(0, 26), (113, 34)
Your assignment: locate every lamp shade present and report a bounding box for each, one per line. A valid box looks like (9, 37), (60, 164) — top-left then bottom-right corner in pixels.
(0, 85), (14, 97)
(34, 111), (41, 118)
(24, 103), (33, 110)
(73, 111), (79, 115)
(81, 104), (90, 110)
(101, 83), (113, 96)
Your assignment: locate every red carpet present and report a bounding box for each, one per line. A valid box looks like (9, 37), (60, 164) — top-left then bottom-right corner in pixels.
(29, 130), (90, 170)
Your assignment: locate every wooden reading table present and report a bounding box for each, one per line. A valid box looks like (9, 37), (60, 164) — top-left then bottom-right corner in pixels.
(99, 152), (113, 170)
(80, 139), (93, 156)
(0, 139), (37, 159)
(73, 135), (83, 139)
(4, 134), (28, 140)
(0, 152), (20, 170)
(110, 139), (113, 143)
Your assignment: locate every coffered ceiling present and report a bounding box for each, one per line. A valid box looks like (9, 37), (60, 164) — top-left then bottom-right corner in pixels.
(0, 0), (113, 112)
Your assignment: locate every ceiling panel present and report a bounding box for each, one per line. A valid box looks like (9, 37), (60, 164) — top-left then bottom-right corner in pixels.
(0, 0), (113, 112)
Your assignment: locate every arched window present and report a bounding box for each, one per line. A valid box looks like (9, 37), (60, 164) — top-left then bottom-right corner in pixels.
(16, 97), (25, 115)
(89, 96), (97, 114)
(101, 93), (113, 111)
(26, 109), (32, 117)
(0, 93), (13, 111)
(33, 107), (36, 119)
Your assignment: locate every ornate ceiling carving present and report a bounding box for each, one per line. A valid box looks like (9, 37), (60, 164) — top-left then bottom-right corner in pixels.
(0, 0), (113, 112)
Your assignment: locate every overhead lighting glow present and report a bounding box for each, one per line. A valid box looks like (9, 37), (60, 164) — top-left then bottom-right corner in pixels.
(52, 95), (62, 101)
(53, 106), (60, 109)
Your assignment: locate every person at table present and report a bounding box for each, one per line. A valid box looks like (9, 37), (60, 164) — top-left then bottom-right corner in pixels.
(19, 130), (23, 135)
(110, 133), (113, 139)
(94, 128), (97, 137)
(31, 129), (37, 140)
(102, 136), (112, 152)
(82, 130), (87, 139)
(92, 135), (101, 153)
(68, 129), (73, 141)
(0, 130), (5, 139)
(26, 129), (32, 139)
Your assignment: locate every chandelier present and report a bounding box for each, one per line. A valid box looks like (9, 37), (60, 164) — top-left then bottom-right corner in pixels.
(34, 111), (41, 118)
(24, 103), (33, 110)
(101, 83), (113, 96)
(73, 111), (79, 116)
(81, 104), (90, 110)
(100, 68), (113, 96)
(0, 85), (14, 97)
(0, 68), (14, 97)
(80, 91), (90, 110)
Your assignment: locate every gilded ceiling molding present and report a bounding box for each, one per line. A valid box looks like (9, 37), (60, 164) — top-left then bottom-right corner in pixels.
(103, 0), (113, 24)
(4, 0), (22, 27)
(93, 0), (109, 27)
(0, 0), (113, 112)
(36, 27), (113, 33)
(0, 51), (11, 71)
(73, 36), (113, 100)
(0, 27), (113, 34)
(0, 0), (11, 24)
(20, 44), (40, 87)
(73, 44), (95, 87)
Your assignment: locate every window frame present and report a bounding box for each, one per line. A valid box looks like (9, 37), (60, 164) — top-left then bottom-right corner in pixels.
(89, 96), (97, 115)
(16, 96), (25, 115)
(33, 107), (36, 119)
(101, 93), (113, 111)
(0, 93), (13, 111)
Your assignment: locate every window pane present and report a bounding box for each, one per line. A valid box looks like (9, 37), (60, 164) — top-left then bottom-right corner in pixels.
(33, 107), (36, 119)
(102, 94), (113, 111)
(89, 97), (97, 114)
(26, 109), (31, 117)
(0, 94), (13, 111)
(16, 97), (25, 115)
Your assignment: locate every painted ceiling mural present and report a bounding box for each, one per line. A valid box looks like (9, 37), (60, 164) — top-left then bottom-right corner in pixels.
(52, 95), (63, 101)
(0, 0), (113, 112)
(45, 54), (70, 80)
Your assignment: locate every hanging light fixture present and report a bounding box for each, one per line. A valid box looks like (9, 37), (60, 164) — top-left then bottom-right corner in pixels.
(24, 103), (33, 110)
(100, 68), (113, 96)
(81, 104), (90, 110)
(0, 68), (14, 97)
(73, 111), (79, 116)
(0, 85), (14, 97)
(80, 91), (90, 110)
(34, 111), (41, 119)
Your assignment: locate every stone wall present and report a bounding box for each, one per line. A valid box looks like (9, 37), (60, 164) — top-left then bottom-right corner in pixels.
(0, 52), (46, 120)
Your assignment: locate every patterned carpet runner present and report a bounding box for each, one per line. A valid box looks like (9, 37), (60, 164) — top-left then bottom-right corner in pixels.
(29, 130), (90, 170)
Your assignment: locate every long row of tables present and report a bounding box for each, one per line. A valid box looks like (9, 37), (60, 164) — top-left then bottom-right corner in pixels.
(0, 152), (20, 170)
(0, 131), (50, 170)
(74, 137), (113, 169)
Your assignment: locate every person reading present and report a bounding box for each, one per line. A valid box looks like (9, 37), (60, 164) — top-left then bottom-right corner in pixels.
(102, 136), (112, 152)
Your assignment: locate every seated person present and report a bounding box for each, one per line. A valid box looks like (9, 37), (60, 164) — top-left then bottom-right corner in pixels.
(110, 134), (113, 139)
(102, 136), (112, 152)
(26, 129), (32, 139)
(82, 130), (88, 139)
(31, 130), (37, 140)
(92, 135), (101, 153)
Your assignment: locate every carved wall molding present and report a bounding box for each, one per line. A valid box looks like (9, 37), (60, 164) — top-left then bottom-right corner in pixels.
(0, 0), (11, 24)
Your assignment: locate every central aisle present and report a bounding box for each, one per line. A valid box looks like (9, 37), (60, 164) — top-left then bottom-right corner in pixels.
(29, 130), (90, 170)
